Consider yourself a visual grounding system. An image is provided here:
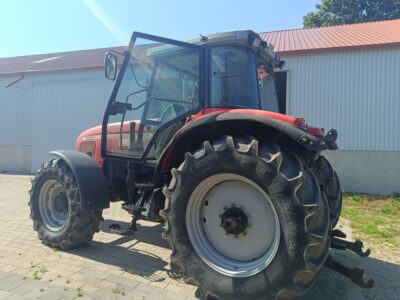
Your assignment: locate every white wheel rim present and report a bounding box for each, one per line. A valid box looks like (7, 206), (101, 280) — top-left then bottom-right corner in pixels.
(38, 179), (69, 232)
(186, 173), (280, 277)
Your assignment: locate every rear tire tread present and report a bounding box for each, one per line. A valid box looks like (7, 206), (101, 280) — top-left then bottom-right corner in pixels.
(161, 136), (330, 300)
(310, 156), (342, 228)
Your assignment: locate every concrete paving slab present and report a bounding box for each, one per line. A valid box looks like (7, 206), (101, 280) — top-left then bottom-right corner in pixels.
(0, 174), (399, 299)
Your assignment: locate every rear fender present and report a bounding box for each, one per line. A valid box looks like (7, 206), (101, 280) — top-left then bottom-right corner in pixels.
(155, 112), (336, 185)
(50, 150), (110, 212)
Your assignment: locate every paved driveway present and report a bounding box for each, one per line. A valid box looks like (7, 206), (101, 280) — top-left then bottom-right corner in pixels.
(0, 174), (399, 299)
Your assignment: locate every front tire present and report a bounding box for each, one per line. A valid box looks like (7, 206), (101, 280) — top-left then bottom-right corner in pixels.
(161, 136), (330, 300)
(29, 159), (103, 249)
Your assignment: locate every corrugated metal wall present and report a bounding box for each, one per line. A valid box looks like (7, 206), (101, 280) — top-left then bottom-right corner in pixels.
(284, 46), (400, 151)
(1, 46), (399, 173)
(0, 69), (114, 172)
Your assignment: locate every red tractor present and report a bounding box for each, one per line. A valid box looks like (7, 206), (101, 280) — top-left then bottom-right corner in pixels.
(29, 31), (372, 299)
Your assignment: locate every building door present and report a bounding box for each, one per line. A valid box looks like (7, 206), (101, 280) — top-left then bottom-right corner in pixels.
(274, 70), (287, 114)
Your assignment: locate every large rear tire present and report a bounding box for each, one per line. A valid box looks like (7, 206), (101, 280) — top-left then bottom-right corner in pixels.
(161, 136), (330, 300)
(310, 156), (342, 228)
(29, 159), (103, 249)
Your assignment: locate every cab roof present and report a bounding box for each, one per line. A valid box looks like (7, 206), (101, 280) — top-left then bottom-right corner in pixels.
(188, 30), (281, 64)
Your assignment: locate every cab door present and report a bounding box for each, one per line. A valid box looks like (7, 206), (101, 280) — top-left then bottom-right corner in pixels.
(102, 32), (202, 162)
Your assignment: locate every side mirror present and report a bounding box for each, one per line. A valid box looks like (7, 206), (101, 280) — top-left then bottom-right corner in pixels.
(104, 52), (117, 80)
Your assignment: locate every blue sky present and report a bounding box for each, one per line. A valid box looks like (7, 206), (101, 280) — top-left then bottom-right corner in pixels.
(0, 0), (319, 58)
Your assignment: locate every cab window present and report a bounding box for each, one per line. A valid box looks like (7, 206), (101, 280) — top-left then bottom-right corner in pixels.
(210, 46), (259, 109)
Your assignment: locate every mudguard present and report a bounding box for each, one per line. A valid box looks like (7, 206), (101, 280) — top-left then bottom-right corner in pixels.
(50, 150), (110, 212)
(155, 111), (337, 182)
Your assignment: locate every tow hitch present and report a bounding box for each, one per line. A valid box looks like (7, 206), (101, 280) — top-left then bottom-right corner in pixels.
(326, 229), (374, 289)
(331, 229), (371, 257)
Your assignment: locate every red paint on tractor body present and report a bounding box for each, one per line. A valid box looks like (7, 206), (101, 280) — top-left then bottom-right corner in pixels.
(191, 108), (298, 124)
(76, 122), (138, 166)
(76, 108), (324, 166)
(191, 108), (324, 136)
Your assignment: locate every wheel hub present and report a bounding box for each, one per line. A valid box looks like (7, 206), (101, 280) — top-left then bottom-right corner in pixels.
(54, 193), (68, 213)
(220, 206), (248, 236)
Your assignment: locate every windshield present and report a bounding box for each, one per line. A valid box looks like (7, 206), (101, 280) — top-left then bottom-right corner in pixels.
(106, 37), (200, 159)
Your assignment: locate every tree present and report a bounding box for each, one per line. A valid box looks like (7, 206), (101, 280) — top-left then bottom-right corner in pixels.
(303, 0), (400, 28)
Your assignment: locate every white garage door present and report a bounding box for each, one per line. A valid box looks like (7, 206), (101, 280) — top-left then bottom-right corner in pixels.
(0, 145), (31, 174)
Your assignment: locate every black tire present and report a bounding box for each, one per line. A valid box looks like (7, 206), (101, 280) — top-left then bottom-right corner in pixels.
(161, 136), (330, 300)
(310, 156), (342, 228)
(29, 159), (103, 249)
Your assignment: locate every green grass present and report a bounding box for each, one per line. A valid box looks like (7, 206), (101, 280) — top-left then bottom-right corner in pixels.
(112, 286), (122, 294)
(39, 265), (47, 274)
(341, 193), (400, 248)
(32, 270), (41, 280)
(32, 264), (48, 280)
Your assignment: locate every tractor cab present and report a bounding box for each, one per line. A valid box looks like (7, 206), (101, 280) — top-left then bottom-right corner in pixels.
(103, 31), (284, 163)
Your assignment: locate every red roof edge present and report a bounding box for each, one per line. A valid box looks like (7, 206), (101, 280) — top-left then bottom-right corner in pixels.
(277, 41), (400, 55)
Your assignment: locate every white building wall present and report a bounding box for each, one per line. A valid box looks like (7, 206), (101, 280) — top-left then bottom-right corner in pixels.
(283, 46), (400, 194)
(284, 46), (400, 151)
(0, 69), (114, 173)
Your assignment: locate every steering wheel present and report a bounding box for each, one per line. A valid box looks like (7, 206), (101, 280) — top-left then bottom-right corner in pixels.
(159, 103), (190, 124)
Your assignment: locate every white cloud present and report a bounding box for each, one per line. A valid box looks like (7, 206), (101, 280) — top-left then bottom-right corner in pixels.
(82, 0), (129, 44)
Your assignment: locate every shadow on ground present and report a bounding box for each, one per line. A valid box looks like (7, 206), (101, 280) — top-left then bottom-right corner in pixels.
(67, 219), (183, 284)
(301, 249), (400, 299)
(67, 219), (400, 299)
